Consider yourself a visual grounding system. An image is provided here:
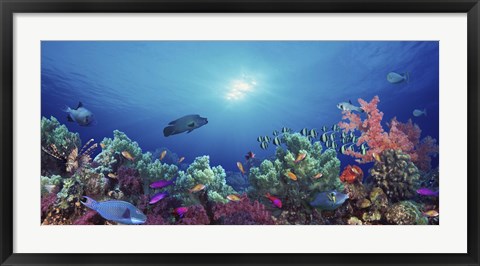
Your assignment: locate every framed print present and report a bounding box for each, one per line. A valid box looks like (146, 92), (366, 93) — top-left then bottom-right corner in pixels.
(1, 0), (479, 266)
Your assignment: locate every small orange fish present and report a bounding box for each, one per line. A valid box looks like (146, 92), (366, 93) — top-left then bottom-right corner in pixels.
(286, 171), (297, 181)
(160, 150), (167, 161)
(423, 210), (439, 217)
(237, 162), (245, 175)
(351, 167), (360, 175)
(227, 194), (241, 201)
(100, 143), (106, 149)
(189, 184), (205, 193)
(178, 157), (185, 163)
(107, 173), (117, 179)
(372, 153), (381, 162)
(294, 153), (306, 163)
(122, 151), (134, 161)
(313, 173), (323, 179)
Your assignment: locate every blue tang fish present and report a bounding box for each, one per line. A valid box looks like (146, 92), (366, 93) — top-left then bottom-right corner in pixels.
(64, 102), (96, 126)
(81, 196), (146, 225)
(309, 190), (349, 211)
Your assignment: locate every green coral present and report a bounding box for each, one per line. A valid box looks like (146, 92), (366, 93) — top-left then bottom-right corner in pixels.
(385, 200), (428, 225)
(56, 176), (84, 209)
(40, 175), (62, 195)
(173, 156), (235, 205)
(248, 133), (343, 224)
(41, 116), (81, 175)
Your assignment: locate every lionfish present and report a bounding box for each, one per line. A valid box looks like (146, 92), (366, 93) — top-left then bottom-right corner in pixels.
(42, 139), (98, 173)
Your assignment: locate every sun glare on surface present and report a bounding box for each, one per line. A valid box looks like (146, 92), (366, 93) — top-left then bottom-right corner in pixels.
(225, 76), (257, 101)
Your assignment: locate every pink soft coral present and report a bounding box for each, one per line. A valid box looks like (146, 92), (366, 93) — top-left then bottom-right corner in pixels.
(339, 96), (438, 170)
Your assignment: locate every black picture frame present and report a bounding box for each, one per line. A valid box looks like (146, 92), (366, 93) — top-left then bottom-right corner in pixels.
(1, 1), (479, 265)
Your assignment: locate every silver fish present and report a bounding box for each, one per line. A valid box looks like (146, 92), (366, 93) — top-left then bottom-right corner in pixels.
(413, 108), (427, 117)
(387, 71), (409, 84)
(337, 100), (364, 113)
(64, 102), (96, 126)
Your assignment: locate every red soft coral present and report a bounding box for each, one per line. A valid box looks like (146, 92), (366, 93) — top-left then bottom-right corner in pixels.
(117, 166), (144, 196)
(339, 96), (438, 170)
(176, 205), (210, 225)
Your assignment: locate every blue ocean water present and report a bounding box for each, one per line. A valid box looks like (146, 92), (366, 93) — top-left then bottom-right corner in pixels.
(41, 41), (439, 172)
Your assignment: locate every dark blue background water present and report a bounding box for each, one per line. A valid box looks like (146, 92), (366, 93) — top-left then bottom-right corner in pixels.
(41, 41), (439, 172)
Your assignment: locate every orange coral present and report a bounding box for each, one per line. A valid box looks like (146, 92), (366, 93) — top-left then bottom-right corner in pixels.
(339, 165), (363, 184)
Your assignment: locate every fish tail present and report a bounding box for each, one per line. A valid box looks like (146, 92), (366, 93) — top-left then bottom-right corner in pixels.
(405, 72), (409, 83)
(163, 125), (176, 137)
(62, 105), (71, 113)
(423, 108), (427, 116)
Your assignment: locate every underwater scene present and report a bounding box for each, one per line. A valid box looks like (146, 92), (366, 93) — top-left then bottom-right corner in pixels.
(41, 41), (439, 225)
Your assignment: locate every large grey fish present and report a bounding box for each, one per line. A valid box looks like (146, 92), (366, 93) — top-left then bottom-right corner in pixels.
(337, 100), (364, 113)
(64, 102), (96, 126)
(81, 196), (146, 225)
(309, 190), (349, 211)
(163, 114), (208, 137)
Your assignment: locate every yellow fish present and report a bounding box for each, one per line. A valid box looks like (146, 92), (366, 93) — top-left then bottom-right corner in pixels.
(372, 152), (381, 162)
(313, 173), (323, 179)
(423, 210), (439, 217)
(100, 143), (106, 149)
(122, 151), (134, 161)
(294, 153), (306, 163)
(189, 184), (205, 193)
(178, 157), (185, 163)
(160, 150), (167, 161)
(227, 194), (241, 201)
(286, 171), (297, 181)
(237, 162), (245, 175)
(107, 173), (117, 179)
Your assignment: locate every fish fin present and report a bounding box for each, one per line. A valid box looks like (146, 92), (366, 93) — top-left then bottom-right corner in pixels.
(121, 208), (131, 218)
(67, 115), (74, 122)
(187, 122), (195, 128)
(163, 126), (176, 137)
(75, 102), (83, 110)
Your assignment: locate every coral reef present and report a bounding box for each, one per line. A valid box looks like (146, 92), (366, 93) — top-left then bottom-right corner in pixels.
(41, 116), (81, 176)
(175, 205), (211, 225)
(73, 210), (106, 225)
(339, 165), (363, 184)
(385, 201), (428, 225)
(173, 156), (235, 205)
(369, 149), (420, 202)
(248, 133), (343, 224)
(226, 171), (250, 193)
(338, 96), (439, 170)
(213, 195), (274, 225)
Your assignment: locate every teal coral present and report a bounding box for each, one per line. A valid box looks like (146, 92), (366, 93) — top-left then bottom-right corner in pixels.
(174, 155), (235, 205)
(248, 133), (343, 224)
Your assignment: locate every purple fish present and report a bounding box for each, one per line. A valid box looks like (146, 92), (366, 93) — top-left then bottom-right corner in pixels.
(416, 188), (439, 197)
(150, 178), (176, 189)
(149, 191), (169, 204)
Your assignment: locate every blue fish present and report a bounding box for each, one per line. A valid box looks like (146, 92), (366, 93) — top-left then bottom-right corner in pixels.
(81, 196), (146, 225)
(309, 190), (349, 211)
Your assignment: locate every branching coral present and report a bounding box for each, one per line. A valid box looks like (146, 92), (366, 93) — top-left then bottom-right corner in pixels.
(338, 96), (439, 171)
(175, 205), (211, 225)
(248, 133), (343, 224)
(173, 156), (235, 205)
(369, 149), (420, 202)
